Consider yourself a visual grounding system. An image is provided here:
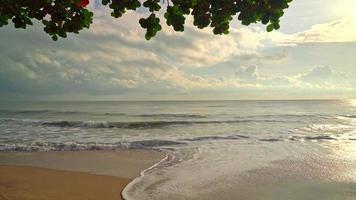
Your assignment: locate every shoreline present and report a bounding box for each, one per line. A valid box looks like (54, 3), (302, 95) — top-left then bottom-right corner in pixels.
(0, 150), (165, 200)
(121, 153), (170, 200)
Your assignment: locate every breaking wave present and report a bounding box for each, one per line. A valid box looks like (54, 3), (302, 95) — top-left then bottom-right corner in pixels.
(0, 140), (186, 152)
(1, 118), (291, 129)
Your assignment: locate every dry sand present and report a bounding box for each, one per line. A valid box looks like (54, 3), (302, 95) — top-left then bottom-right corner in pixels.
(0, 150), (164, 200)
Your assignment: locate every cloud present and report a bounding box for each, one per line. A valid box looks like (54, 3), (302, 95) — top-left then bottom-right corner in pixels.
(236, 66), (262, 82)
(269, 17), (356, 45)
(299, 66), (334, 83)
(0, 8), (267, 95)
(295, 66), (351, 89)
(85, 7), (266, 68)
(234, 65), (353, 90)
(1, 4), (356, 99)
(235, 66), (292, 86)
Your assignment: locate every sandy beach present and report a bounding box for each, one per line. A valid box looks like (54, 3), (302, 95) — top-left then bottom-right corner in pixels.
(0, 150), (164, 200)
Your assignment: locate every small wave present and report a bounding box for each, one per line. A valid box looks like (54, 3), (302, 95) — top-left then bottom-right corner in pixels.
(183, 135), (249, 142)
(0, 118), (42, 124)
(0, 109), (86, 115)
(0, 110), (208, 119)
(260, 138), (281, 142)
(235, 114), (332, 119)
(0, 140), (185, 152)
(130, 140), (186, 148)
(133, 114), (207, 118)
(1, 118), (288, 129)
(103, 113), (207, 118)
(41, 120), (190, 129)
(295, 124), (354, 133)
(41, 121), (118, 128)
(103, 112), (127, 116)
(288, 135), (340, 142)
(0, 142), (118, 151)
(304, 135), (336, 140)
(339, 114), (356, 119)
(207, 105), (226, 108)
(41, 119), (289, 129)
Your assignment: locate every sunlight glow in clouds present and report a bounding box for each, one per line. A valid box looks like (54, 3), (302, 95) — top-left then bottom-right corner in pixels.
(268, 17), (356, 45)
(334, 0), (356, 18)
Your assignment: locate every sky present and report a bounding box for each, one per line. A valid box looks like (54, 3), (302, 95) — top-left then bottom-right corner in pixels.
(0, 0), (356, 100)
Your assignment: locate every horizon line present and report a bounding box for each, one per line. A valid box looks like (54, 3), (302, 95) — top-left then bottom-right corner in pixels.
(0, 98), (354, 102)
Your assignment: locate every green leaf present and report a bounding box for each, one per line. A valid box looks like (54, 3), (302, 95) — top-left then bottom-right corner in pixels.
(267, 24), (274, 32)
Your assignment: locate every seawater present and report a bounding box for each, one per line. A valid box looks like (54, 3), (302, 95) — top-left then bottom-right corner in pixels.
(1, 100), (356, 199)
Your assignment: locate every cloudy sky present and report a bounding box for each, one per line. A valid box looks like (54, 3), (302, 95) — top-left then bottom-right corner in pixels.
(1, 0), (356, 100)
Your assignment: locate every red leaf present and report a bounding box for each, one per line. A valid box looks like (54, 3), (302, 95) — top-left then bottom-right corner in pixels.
(78, 0), (89, 7)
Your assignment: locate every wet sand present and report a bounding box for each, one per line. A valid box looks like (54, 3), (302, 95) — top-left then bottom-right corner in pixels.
(0, 150), (164, 200)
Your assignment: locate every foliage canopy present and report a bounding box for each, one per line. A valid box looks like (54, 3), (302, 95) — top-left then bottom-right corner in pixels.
(0, 0), (292, 40)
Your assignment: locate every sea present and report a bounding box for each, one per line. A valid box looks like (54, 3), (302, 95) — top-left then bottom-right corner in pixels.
(1, 100), (356, 199)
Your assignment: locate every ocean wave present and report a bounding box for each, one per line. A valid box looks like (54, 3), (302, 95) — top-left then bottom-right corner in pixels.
(103, 113), (208, 118)
(133, 114), (207, 118)
(304, 135), (337, 140)
(38, 119), (289, 129)
(339, 114), (356, 119)
(260, 138), (281, 142)
(183, 135), (249, 142)
(0, 110), (209, 119)
(0, 109), (87, 115)
(235, 114), (332, 119)
(130, 140), (186, 148)
(0, 140), (185, 152)
(288, 135), (338, 141)
(0, 109), (207, 119)
(0, 134), (349, 152)
(103, 112), (127, 116)
(293, 123), (354, 134)
(1, 110), (332, 119)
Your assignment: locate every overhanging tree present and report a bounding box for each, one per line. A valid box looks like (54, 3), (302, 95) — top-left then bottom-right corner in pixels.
(0, 0), (292, 40)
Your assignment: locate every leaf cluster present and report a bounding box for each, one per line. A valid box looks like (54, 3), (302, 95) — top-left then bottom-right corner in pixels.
(0, 0), (292, 40)
(0, 0), (93, 40)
